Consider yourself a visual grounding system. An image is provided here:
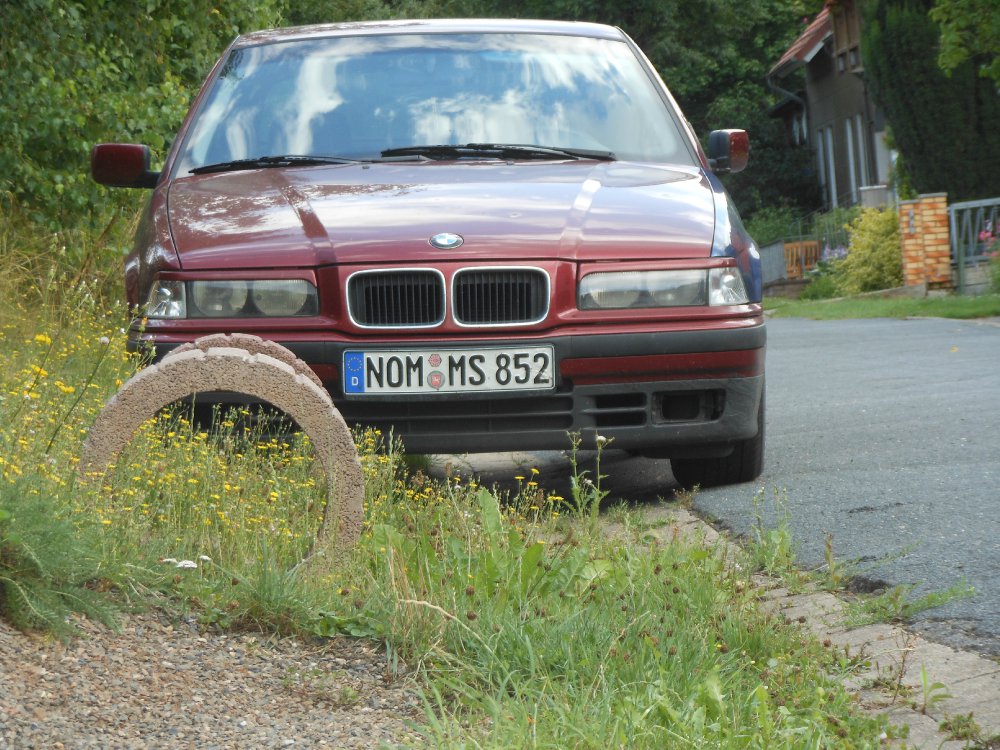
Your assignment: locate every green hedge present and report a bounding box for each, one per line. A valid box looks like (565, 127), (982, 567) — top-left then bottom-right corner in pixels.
(0, 0), (284, 227)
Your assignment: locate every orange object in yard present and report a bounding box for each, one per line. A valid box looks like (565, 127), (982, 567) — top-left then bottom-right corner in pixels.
(785, 240), (821, 279)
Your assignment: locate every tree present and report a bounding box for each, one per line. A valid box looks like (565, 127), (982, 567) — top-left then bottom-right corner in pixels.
(0, 0), (284, 226)
(862, 0), (1000, 201)
(929, 0), (1000, 84)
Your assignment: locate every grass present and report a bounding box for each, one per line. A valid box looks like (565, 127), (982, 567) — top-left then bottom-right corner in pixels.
(0, 214), (900, 746)
(765, 292), (1000, 320)
(844, 581), (976, 628)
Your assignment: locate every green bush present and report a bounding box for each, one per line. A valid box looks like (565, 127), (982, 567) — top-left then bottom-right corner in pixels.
(799, 263), (843, 300)
(0, 0), (284, 228)
(837, 207), (903, 294)
(744, 204), (799, 246)
(0, 193), (135, 305)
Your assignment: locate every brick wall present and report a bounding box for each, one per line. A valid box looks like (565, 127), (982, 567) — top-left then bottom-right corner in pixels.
(898, 193), (952, 289)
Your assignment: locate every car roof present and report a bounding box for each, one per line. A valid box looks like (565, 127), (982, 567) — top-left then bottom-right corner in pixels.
(232, 18), (627, 48)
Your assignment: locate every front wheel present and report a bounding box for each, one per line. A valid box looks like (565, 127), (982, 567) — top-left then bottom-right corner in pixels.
(670, 387), (764, 489)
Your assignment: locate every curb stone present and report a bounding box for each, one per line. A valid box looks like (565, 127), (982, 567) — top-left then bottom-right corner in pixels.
(639, 505), (1000, 749)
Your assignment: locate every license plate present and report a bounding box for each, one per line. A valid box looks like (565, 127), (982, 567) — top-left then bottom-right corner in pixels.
(343, 346), (554, 395)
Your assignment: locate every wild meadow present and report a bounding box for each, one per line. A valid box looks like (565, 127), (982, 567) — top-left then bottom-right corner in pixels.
(0, 209), (889, 747)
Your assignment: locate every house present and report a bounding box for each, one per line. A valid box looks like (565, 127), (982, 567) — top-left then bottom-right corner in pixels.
(768, 0), (894, 209)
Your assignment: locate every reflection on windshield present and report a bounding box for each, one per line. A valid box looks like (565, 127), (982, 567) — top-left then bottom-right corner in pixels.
(175, 33), (693, 174)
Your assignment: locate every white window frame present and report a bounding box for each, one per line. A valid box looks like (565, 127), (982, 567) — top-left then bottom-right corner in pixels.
(855, 113), (869, 187)
(845, 118), (858, 204)
(816, 128), (827, 204)
(824, 126), (837, 207)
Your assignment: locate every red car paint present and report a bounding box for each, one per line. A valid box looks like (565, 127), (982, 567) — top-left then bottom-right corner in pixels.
(92, 19), (765, 487)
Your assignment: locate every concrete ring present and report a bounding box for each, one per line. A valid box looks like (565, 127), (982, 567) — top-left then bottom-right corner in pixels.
(79, 345), (363, 558)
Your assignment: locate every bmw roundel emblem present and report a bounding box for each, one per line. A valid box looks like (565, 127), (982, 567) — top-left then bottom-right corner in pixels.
(429, 232), (464, 250)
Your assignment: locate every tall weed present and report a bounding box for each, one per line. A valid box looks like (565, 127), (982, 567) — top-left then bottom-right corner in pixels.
(1, 195), (135, 308)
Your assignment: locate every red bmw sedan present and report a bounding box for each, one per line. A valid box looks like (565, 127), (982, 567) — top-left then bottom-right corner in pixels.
(92, 18), (765, 488)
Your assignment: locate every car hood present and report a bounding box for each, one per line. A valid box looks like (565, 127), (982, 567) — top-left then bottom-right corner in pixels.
(166, 161), (718, 269)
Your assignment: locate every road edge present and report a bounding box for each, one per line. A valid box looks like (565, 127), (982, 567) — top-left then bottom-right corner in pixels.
(639, 505), (1000, 749)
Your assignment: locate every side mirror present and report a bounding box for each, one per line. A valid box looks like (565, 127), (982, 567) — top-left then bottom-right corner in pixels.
(707, 130), (749, 175)
(91, 143), (160, 188)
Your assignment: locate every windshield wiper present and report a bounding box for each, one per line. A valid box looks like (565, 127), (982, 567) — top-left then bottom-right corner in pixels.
(190, 154), (362, 175)
(379, 143), (616, 162)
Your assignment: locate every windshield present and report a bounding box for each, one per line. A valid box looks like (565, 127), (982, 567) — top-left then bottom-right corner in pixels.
(173, 32), (696, 175)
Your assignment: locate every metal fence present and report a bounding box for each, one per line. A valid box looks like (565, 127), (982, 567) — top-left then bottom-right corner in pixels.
(758, 208), (854, 287)
(950, 197), (1000, 294)
(759, 240), (826, 285)
(759, 241), (787, 285)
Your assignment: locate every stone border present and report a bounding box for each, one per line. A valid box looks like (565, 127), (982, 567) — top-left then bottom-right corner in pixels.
(79, 339), (363, 559)
(638, 507), (1000, 749)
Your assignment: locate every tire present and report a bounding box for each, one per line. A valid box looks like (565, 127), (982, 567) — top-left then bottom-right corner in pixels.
(670, 386), (765, 489)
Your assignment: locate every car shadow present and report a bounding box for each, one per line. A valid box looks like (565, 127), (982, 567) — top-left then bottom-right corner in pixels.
(424, 449), (682, 512)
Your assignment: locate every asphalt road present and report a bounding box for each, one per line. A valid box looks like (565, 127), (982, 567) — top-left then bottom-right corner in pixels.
(694, 316), (1000, 658)
(430, 316), (1000, 658)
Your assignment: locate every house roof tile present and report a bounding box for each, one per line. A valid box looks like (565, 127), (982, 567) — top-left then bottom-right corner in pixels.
(770, 7), (832, 78)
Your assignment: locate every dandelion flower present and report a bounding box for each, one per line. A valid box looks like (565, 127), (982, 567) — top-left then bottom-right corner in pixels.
(34, 333), (52, 345)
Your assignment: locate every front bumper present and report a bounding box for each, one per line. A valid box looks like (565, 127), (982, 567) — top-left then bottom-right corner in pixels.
(133, 323), (765, 457)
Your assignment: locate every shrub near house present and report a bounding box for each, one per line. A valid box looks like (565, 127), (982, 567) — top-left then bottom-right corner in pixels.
(838, 207), (903, 294)
(800, 207), (902, 298)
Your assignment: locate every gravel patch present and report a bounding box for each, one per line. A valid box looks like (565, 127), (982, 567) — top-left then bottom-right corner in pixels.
(0, 611), (423, 749)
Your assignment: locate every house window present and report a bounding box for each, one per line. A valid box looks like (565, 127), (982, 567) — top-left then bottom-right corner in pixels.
(845, 118), (858, 203)
(826, 126), (837, 208)
(832, 1), (862, 73)
(792, 111), (808, 146)
(817, 126), (838, 208)
(855, 113), (869, 186)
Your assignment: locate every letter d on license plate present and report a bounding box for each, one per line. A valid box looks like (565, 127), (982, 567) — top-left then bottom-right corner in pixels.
(343, 346), (554, 395)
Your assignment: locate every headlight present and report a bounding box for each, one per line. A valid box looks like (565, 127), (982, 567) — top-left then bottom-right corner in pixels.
(708, 267), (749, 306)
(146, 279), (186, 318)
(145, 279), (318, 318)
(579, 268), (748, 310)
(579, 272), (645, 309)
(191, 280), (249, 316)
(250, 280), (315, 316)
(579, 270), (707, 310)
